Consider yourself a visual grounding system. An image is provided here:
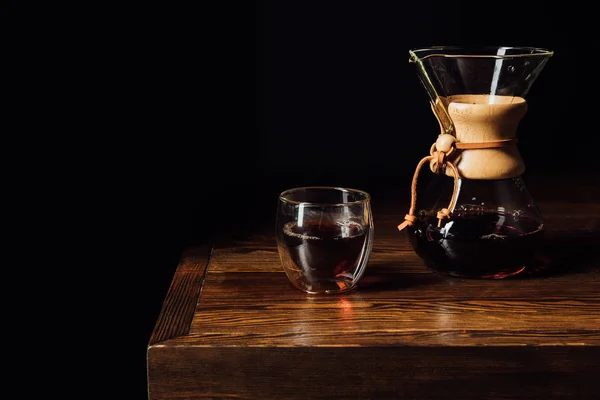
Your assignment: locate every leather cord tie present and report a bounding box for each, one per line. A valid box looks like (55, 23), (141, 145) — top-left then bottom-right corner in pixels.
(397, 135), (518, 232)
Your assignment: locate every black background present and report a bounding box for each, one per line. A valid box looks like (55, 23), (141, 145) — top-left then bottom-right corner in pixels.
(9, 0), (597, 398)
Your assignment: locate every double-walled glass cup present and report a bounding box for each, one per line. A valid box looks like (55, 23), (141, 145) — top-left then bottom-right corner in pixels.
(276, 187), (374, 294)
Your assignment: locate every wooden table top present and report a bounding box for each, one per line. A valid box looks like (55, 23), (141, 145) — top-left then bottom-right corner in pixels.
(148, 175), (600, 400)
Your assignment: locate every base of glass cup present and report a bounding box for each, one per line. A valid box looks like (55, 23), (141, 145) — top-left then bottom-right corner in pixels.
(289, 276), (358, 294)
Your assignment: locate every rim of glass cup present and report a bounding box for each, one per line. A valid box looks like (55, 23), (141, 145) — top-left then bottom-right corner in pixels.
(278, 186), (371, 207)
(409, 46), (554, 61)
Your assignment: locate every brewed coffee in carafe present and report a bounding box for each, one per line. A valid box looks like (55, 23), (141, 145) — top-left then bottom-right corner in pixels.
(399, 46), (554, 279)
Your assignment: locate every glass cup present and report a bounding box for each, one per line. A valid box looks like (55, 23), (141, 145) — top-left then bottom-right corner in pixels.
(276, 186), (374, 294)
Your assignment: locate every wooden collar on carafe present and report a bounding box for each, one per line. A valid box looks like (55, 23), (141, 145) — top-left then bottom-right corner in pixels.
(397, 134), (518, 232)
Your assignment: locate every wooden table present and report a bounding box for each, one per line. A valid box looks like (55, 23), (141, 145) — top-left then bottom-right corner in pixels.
(147, 177), (600, 399)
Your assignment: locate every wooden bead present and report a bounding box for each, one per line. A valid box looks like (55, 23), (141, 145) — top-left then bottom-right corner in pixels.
(436, 134), (455, 153)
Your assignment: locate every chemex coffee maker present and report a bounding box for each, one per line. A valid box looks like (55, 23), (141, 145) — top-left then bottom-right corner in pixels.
(399, 46), (554, 279)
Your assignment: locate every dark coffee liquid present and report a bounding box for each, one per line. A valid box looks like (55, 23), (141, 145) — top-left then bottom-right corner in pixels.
(279, 221), (367, 291)
(409, 211), (543, 278)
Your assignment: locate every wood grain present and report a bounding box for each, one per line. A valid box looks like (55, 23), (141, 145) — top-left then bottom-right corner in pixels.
(445, 94), (528, 179)
(148, 180), (600, 399)
(148, 245), (212, 344)
(149, 346), (599, 399)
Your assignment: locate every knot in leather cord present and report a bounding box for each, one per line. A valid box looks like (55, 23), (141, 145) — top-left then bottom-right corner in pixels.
(397, 214), (417, 231)
(436, 208), (451, 227)
(429, 136), (456, 174)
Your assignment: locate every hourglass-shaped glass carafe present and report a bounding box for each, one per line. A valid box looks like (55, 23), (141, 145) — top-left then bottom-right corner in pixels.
(400, 46), (554, 279)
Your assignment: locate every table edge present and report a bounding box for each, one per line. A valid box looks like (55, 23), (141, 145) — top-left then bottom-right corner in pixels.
(148, 244), (213, 346)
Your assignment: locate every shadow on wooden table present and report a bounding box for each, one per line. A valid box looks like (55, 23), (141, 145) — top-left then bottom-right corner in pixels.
(358, 270), (446, 292)
(519, 229), (600, 279)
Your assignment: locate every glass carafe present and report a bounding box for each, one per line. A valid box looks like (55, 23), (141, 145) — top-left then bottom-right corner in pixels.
(400, 46), (554, 279)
